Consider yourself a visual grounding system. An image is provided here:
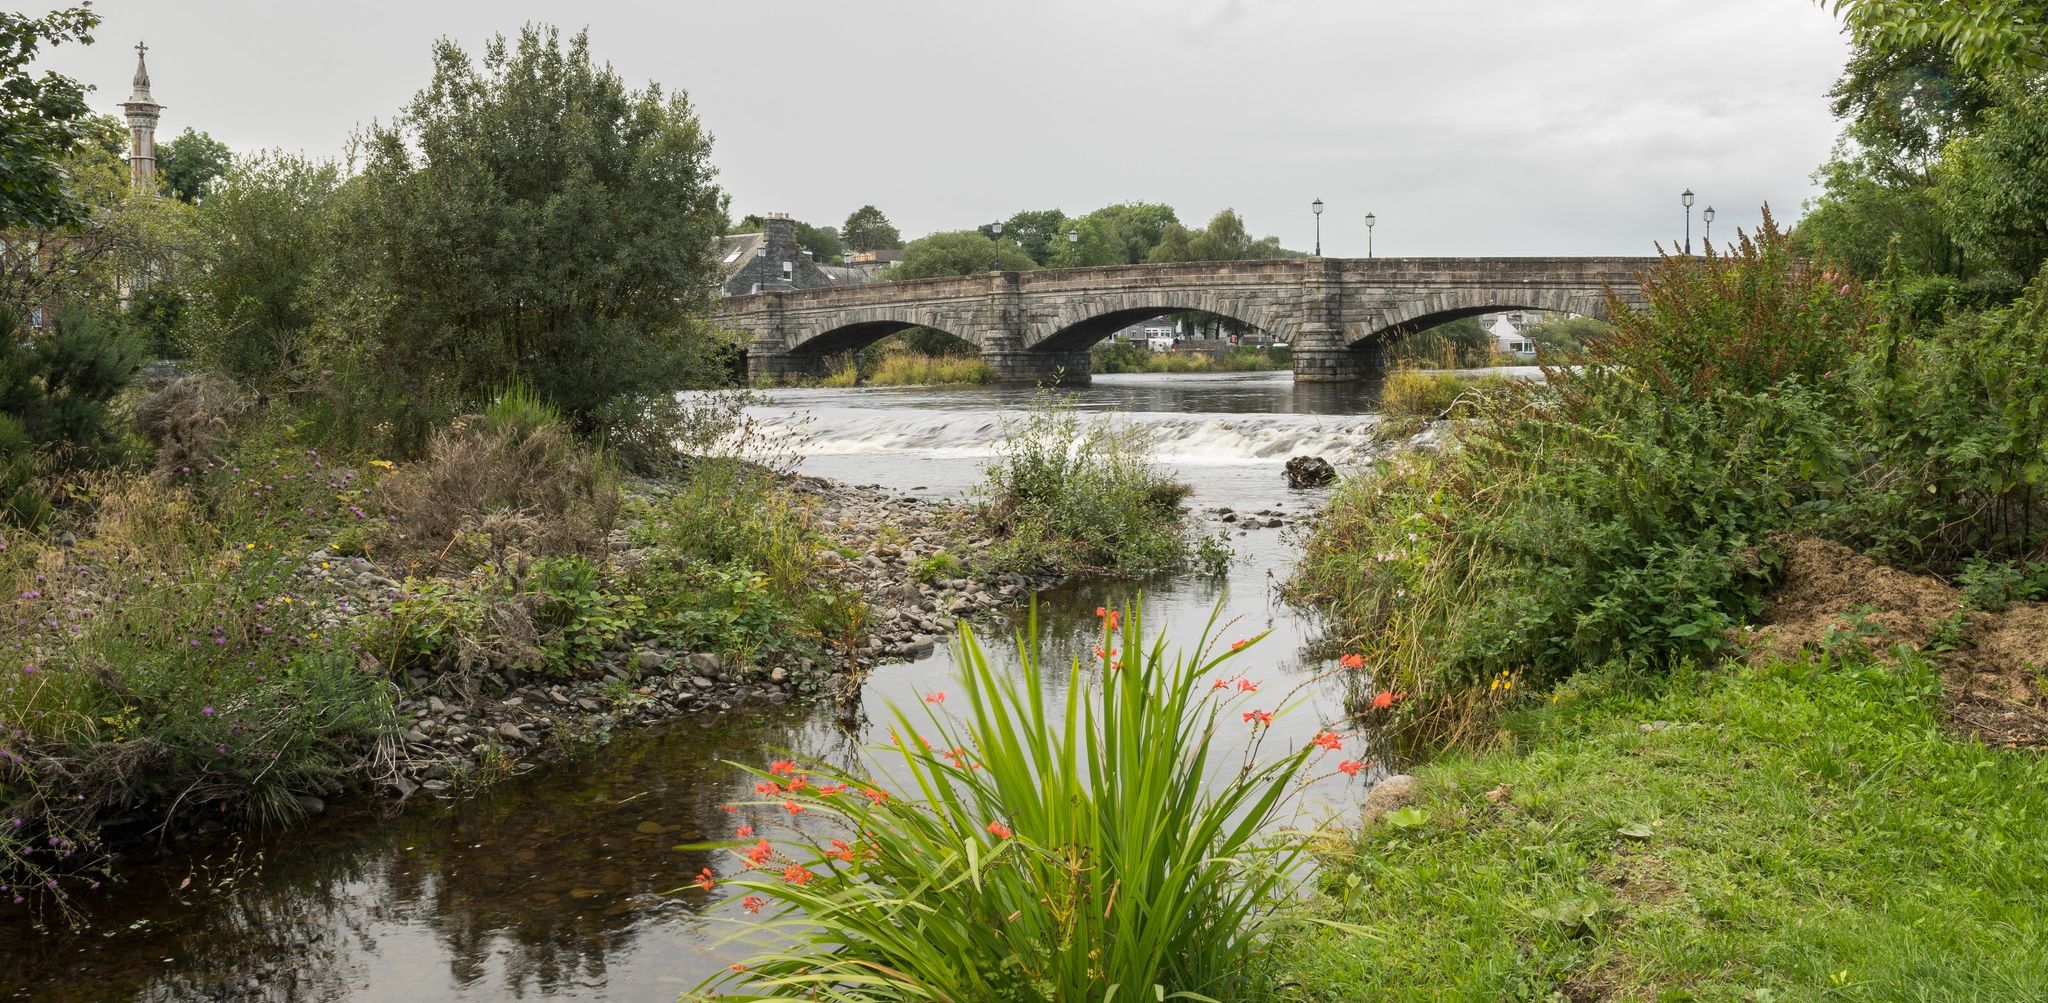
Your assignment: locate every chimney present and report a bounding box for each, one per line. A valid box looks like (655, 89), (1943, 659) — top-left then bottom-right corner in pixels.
(762, 212), (798, 259)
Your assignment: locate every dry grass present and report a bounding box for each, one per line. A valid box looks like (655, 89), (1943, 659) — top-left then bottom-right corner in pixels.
(131, 373), (245, 474)
(375, 416), (619, 568)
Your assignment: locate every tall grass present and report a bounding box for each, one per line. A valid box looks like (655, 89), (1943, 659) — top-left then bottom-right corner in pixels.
(1092, 341), (1289, 374)
(1375, 369), (1518, 420)
(694, 609), (1347, 1002)
(821, 352), (994, 387)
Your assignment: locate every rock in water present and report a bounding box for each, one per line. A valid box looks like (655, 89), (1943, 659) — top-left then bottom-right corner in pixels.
(1285, 455), (1337, 488)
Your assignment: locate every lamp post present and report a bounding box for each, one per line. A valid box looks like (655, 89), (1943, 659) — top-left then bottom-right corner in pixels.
(1067, 227), (1078, 266)
(1681, 188), (1695, 255)
(1311, 198), (1324, 256)
(990, 221), (1004, 271)
(1364, 212), (1376, 259)
(1702, 205), (1715, 250)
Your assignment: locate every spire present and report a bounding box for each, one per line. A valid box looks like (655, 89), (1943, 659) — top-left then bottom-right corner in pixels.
(129, 41), (154, 103)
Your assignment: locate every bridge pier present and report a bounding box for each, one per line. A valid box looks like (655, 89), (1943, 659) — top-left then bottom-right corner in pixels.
(983, 348), (1091, 386)
(1291, 344), (1388, 382)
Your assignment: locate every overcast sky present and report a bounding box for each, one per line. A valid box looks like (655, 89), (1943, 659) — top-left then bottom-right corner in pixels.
(37, 0), (1852, 256)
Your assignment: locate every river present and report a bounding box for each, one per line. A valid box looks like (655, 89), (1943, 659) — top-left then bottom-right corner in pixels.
(4, 371), (1395, 1003)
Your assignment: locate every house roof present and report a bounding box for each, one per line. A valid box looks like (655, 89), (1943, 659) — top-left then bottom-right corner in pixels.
(717, 232), (765, 279)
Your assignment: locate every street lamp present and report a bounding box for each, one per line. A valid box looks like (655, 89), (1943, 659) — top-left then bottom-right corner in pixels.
(1702, 205), (1715, 250)
(1681, 188), (1695, 255)
(1364, 212), (1376, 259)
(1067, 228), (1078, 265)
(1311, 198), (1324, 256)
(990, 220), (1004, 271)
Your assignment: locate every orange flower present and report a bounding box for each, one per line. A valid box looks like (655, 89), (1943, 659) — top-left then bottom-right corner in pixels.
(1371, 691), (1394, 710)
(1313, 731), (1344, 752)
(1236, 678), (1259, 693)
(1339, 653), (1366, 670)
(753, 780), (781, 796)
(1095, 606), (1108, 619)
(1212, 678), (1231, 690)
(817, 782), (847, 796)
(741, 895), (766, 914)
(787, 775), (809, 791)
(828, 838), (855, 861)
(735, 823), (754, 838)
(695, 867), (716, 891)
(924, 691), (946, 704)
(1338, 759), (1364, 776)
(718, 803), (738, 813)
(1242, 709), (1273, 726)
(1230, 638), (1250, 651)
(782, 863), (814, 886)
(987, 821), (1012, 839)
(1106, 609), (1120, 630)
(770, 759), (799, 775)
(861, 787), (889, 804)
(745, 838), (774, 866)
(782, 799), (805, 816)
(729, 963), (748, 972)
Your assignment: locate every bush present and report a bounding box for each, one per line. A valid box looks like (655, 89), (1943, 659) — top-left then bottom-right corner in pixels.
(693, 612), (1336, 1002)
(132, 372), (245, 474)
(824, 351), (993, 387)
(0, 307), (143, 502)
(374, 388), (620, 567)
(1376, 369), (1517, 420)
(977, 395), (1198, 577)
(381, 553), (638, 683)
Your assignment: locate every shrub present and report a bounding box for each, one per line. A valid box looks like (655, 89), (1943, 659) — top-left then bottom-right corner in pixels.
(380, 553), (638, 683)
(1376, 369), (1517, 420)
(0, 307), (143, 488)
(977, 395), (1198, 577)
(132, 372), (245, 474)
(374, 389), (620, 567)
(693, 612), (1337, 1002)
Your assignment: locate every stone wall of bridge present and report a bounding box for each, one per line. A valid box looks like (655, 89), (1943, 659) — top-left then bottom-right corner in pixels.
(723, 257), (1653, 385)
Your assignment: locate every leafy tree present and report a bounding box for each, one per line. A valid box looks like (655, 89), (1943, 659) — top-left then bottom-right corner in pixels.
(841, 204), (900, 251)
(0, 140), (192, 316)
(157, 128), (231, 202)
(989, 208), (1068, 265)
(885, 230), (1037, 279)
(1935, 88), (2048, 284)
(0, 306), (143, 479)
(1147, 209), (1295, 263)
(328, 24), (728, 449)
(1046, 203), (1181, 266)
(1520, 314), (1615, 357)
(188, 153), (340, 387)
(796, 221), (843, 263)
(0, 6), (99, 228)
(1828, 1), (2048, 79)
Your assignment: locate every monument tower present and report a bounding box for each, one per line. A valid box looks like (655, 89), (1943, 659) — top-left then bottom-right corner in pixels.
(121, 42), (162, 192)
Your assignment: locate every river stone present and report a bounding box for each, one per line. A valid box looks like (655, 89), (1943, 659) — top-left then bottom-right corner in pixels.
(1285, 455), (1338, 488)
(687, 652), (721, 673)
(635, 649), (667, 671)
(1362, 774), (1421, 825)
(497, 722), (531, 744)
(295, 794), (326, 816)
(690, 675), (717, 690)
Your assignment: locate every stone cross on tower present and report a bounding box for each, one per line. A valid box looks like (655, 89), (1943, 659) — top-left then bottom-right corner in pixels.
(121, 41), (163, 193)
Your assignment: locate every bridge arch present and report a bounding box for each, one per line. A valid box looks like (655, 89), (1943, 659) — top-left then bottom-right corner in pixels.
(1347, 285), (1613, 347)
(1026, 291), (1292, 353)
(786, 317), (982, 359)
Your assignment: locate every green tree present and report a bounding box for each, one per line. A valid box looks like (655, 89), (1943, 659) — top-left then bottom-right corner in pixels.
(0, 140), (192, 316)
(885, 230), (1037, 279)
(1147, 209), (1294, 263)
(188, 153), (341, 387)
(1046, 203), (1181, 266)
(0, 6), (100, 228)
(1828, 1), (2048, 79)
(795, 221), (843, 263)
(0, 306), (143, 477)
(1935, 89), (2048, 284)
(991, 208), (1068, 265)
(157, 127), (231, 202)
(841, 204), (901, 251)
(329, 24), (728, 448)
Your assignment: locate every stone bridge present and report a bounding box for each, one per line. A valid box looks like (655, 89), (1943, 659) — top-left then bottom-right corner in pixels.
(721, 257), (1655, 384)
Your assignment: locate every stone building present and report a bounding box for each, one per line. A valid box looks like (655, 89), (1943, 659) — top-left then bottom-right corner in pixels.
(716, 213), (879, 296)
(122, 42), (162, 194)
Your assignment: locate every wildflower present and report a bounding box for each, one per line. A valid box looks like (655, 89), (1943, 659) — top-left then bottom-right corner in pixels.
(782, 799), (804, 816)
(782, 864), (814, 886)
(817, 782), (846, 796)
(987, 820), (1012, 839)
(695, 867), (716, 892)
(786, 775), (809, 791)
(753, 780), (781, 797)
(828, 839), (854, 861)
(923, 691), (945, 704)
(745, 838), (774, 867)
(201, 706), (215, 717)
(1211, 678), (1230, 690)
(718, 803), (738, 813)
(735, 823), (754, 838)
(1339, 653), (1365, 670)
(1230, 638), (1250, 651)
(729, 963), (748, 972)
(1106, 609), (1120, 629)
(1338, 759), (1365, 776)
(1236, 678), (1259, 693)
(1095, 606), (1120, 629)
(741, 895), (765, 914)
(1313, 731), (1344, 752)
(861, 787), (888, 804)
(1242, 709), (1273, 727)
(1371, 691), (1394, 711)
(769, 759), (798, 775)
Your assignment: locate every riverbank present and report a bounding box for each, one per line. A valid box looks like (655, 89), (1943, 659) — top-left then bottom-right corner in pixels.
(1278, 644), (2048, 1000)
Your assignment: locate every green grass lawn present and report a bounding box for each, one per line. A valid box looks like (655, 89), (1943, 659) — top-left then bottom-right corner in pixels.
(1279, 651), (2048, 1002)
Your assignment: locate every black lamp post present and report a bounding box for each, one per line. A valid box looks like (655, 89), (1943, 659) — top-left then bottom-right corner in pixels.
(1311, 198), (1324, 256)
(1702, 205), (1715, 250)
(990, 221), (1004, 271)
(1681, 188), (1695, 255)
(1364, 212), (1376, 259)
(1067, 228), (1078, 265)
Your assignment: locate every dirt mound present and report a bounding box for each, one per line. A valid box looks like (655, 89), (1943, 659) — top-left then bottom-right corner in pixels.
(1750, 538), (2048, 748)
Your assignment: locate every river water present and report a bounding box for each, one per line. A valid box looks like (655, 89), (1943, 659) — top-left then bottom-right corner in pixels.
(3, 371), (1396, 1003)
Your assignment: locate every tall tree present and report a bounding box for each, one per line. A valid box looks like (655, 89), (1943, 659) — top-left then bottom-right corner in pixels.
(0, 6), (100, 228)
(330, 25), (728, 447)
(885, 230), (1036, 279)
(842, 204), (901, 252)
(1148, 209), (1294, 263)
(988, 208), (1067, 265)
(188, 152), (341, 387)
(157, 128), (232, 202)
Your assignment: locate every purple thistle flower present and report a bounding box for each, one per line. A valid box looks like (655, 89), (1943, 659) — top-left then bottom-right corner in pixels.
(202, 706), (216, 717)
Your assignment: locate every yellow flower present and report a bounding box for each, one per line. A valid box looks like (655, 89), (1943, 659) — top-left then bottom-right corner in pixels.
(245, 543), (255, 550)
(368, 459), (395, 470)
